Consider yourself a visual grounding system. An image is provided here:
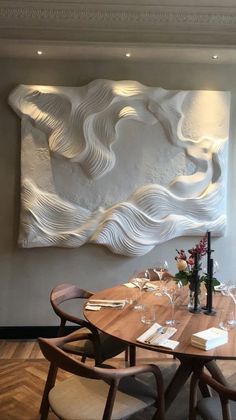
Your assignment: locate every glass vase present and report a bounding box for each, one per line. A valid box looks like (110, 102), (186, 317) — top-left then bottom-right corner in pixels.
(188, 288), (201, 311)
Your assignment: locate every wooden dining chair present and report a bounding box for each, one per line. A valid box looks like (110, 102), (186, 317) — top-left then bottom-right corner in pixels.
(189, 369), (236, 420)
(40, 283), (129, 416)
(49, 283), (128, 365)
(39, 333), (166, 420)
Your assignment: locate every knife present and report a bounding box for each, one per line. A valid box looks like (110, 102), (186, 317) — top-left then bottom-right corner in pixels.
(144, 326), (166, 344)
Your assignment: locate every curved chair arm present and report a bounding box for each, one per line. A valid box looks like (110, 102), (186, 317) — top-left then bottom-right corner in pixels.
(189, 370), (236, 420)
(50, 283), (128, 366)
(50, 283), (93, 328)
(198, 372), (236, 401)
(39, 333), (165, 420)
(96, 363), (165, 420)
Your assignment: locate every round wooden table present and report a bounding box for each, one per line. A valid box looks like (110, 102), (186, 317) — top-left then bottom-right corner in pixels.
(84, 283), (236, 408)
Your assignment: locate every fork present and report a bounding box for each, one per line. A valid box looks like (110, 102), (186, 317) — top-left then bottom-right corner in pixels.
(144, 326), (167, 344)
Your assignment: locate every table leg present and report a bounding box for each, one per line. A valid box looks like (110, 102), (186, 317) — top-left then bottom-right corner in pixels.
(164, 359), (194, 409)
(164, 357), (213, 409)
(129, 344), (136, 366)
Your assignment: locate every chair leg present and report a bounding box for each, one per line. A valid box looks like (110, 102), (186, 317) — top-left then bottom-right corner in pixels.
(81, 354), (87, 363)
(40, 364), (58, 419)
(125, 347), (129, 364)
(189, 373), (200, 420)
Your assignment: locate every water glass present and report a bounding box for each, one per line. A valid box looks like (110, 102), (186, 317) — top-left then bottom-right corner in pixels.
(141, 305), (156, 325)
(219, 309), (235, 330)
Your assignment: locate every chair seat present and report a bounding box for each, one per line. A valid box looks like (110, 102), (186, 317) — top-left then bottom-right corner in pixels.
(62, 328), (127, 362)
(197, 396), (236, 420)
(49, 373), (157, 420)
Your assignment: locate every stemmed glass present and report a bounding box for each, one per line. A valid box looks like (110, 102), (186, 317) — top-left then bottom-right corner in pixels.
(202, 260), (219, 279)
(162, 280), (183, 326)
(131, 271), (149, 311)
(220, 284), (236, 327)
(153, 260), (168, 290)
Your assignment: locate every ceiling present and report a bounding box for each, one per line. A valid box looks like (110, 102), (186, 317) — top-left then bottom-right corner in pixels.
(1, 1), (236, 62)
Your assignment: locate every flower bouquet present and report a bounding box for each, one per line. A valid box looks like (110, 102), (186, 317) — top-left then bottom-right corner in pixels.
(174, 233), (220, 310)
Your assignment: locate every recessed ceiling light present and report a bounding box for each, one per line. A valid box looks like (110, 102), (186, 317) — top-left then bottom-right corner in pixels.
(125, 53), (131, 58)
(212, 55), (218, 60)
(37, 50), (43, 55)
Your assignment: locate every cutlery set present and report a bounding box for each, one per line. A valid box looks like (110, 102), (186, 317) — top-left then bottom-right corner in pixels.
(86, 299), (126, 308)
(144, 326), (176, 345)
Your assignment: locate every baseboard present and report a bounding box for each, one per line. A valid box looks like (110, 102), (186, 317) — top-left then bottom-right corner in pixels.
(0, 326), (78, 339)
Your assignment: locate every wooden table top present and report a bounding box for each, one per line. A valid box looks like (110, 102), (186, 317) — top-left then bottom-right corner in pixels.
(84, 283), (236, 360)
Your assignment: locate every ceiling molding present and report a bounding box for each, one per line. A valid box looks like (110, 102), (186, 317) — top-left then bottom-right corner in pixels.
(1, 2), (236, 45)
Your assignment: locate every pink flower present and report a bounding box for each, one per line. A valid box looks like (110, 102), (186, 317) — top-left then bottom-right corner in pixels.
(188, 257), (194, 266)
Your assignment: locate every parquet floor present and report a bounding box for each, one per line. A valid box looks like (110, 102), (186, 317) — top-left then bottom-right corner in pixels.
(0, 340), (66, 419)
(0, 340), (167, 420)
(1, 340), (236, 420)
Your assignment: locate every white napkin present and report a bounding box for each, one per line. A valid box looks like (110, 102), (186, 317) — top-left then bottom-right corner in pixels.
(86, 299), (126, 309)
(123, 282), (137, 288)
(137, 322), (179, 350)
(85, 304), (101, 311)
(191, 327), (228, 350)
(143, 282), (160, 291)
(214, 283), (225, 292)
(124, 280), (143, 288)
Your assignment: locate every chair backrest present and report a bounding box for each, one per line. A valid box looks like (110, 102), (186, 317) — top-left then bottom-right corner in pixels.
(190, 370), (236, 420)
(50, 283), (93, 328)
(38, 333), (166, 420)
(39, 335), (107, 380)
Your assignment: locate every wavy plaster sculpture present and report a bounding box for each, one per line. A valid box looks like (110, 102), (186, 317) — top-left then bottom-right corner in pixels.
(9, 80), (230, 256)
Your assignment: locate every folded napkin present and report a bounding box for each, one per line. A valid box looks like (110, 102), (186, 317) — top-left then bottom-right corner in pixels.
(125, 279), (160, 292)
(137, 322), (179, 350)
(214, 283), (225, 292)
(85, 304), (101, 311)
(143, 282), (160, 291)
(191, 327), (228, 350)
(85, 299), (126, 310)
(123, 282), (137, 288)
(124, 279), (144, 288)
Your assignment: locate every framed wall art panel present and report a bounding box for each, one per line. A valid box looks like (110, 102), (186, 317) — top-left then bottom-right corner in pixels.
(9, 80), (230, 256)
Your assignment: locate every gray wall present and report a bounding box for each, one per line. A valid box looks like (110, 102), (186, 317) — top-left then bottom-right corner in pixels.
(1, 57), (235, 326)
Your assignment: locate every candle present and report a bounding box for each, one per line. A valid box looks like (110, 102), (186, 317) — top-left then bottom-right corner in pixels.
(207, 231), (211, 252)
(194, 253), (200, 311)
(208, 258), (213, 312)
(207, 231), (211, 275)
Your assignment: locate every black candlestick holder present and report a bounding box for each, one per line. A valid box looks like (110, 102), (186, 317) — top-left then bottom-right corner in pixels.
(204, 231), (216, 316)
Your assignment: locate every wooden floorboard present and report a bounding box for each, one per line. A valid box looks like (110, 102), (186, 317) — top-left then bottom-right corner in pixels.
(1, 340), (236, 419)
(0, 339), (172, 419)
(0, 359), (58, 419)
(0, 339), (171, 360)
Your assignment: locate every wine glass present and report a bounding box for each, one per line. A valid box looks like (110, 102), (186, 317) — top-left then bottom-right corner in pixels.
(213, 260), (219, 275)
(130, 271), (149, 311)
(162, 280), (183, 326)
(220, 284), (236, 326)
(153, 260), (168, 290)
(202, 260), (219, 278)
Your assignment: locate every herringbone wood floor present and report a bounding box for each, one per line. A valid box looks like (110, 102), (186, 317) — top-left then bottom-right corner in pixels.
(0, 340), (169, 420)
(1, 340), (236, 420)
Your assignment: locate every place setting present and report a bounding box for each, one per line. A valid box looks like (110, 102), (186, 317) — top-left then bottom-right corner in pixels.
(136, 322), (179, 350)
(85, 299), (126, 311)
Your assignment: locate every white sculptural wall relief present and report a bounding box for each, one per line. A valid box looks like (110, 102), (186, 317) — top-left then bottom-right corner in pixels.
(9, 80), (230, 256)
